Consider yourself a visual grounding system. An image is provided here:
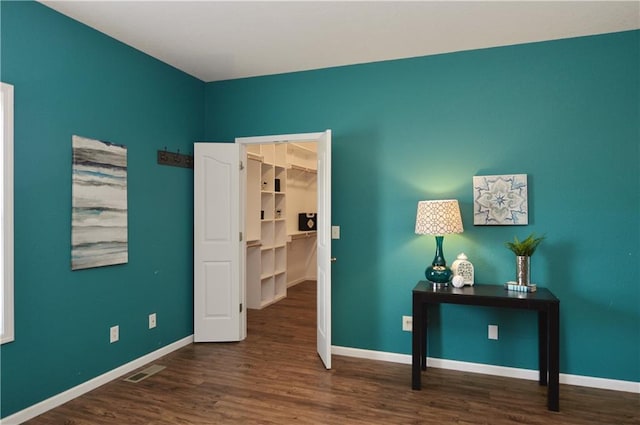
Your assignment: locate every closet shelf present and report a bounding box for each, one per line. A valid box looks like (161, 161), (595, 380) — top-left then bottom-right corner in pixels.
(247, 152), (263, 162)
(288, 231), (317, 241)
(288, 163), (317, 174)
(261, 243), (286, 251)
(288, 143), (316, 154)
(262, 160), (287, 167)
(246, 240), (262, 248)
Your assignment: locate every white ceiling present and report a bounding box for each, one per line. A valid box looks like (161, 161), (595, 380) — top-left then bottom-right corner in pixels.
(41, 1), (640, 82)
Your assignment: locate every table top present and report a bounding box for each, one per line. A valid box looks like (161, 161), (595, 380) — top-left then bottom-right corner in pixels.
(413, 281), (559, 305)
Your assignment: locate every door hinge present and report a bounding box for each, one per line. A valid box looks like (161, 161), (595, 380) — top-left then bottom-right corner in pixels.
(240, 303), (243, 313)
(240, 232), (243, 241)
(240, 160), (244, 170)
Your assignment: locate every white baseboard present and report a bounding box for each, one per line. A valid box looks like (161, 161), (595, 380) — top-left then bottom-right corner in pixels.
(331, 345), (640, 394)
(1, 335), (194, 425)
(287, 278), (306, 288)
(287, 277), (316, 288)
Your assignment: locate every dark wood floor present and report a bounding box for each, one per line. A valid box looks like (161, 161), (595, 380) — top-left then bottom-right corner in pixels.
(27, 281), (638, 424)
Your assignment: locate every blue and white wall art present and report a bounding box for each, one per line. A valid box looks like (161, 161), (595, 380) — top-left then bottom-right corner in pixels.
(71, 135), (128, 270)
(473, 174), (528, 225)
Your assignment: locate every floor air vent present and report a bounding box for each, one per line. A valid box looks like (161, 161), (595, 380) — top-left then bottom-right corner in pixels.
(124, 364), (166, 383)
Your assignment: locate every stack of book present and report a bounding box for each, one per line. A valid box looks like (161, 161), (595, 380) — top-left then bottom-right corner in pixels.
(504, 282), (537, 292)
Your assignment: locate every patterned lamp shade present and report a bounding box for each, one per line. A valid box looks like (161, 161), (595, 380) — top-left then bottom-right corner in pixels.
(415, 200), (464, 235)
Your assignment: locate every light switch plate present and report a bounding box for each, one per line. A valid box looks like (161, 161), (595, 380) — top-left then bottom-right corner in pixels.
(110, 325), (119, 343)
(331, 226), (340, 239)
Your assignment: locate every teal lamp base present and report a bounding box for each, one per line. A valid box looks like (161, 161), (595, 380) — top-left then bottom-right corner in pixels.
(425, 265), (453, 288)
(425, 235), (452, 288)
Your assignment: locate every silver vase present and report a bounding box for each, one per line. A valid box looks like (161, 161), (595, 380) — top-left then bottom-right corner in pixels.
(516, 256), (531, 285)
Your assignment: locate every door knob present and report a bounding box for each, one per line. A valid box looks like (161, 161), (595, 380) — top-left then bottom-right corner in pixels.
(331, 257), (337, 263)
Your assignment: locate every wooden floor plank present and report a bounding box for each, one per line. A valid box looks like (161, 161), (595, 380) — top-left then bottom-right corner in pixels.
(25, 281), (639, 424)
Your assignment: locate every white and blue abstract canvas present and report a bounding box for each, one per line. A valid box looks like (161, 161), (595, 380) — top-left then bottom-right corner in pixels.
(72, 135), (128, 270)
(473, 174), (528, 225)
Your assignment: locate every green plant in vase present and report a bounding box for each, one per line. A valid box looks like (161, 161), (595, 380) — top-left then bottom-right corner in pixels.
(505, 233), (545, 285)
(505, 233), (545, 256)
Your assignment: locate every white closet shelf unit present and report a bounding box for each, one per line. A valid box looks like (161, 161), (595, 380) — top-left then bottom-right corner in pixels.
(246, 143), (288, 309)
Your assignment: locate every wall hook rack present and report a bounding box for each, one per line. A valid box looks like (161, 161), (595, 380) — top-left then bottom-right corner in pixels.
(157, 147), (193, 169)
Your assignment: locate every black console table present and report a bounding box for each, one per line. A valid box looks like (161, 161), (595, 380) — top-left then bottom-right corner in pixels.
(412, 281), (560, 411)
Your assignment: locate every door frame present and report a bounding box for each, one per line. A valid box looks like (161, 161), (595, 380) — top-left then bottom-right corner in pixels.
(236, 131), (331, 368)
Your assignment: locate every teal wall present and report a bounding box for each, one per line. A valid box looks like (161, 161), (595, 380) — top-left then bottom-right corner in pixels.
(205, 31), (639, 382)
(1, 1), (638, 419)
(1, 2), (204, 417)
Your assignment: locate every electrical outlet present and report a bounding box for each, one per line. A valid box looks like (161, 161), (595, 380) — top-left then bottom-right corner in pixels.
(149, 313), (157, 329)
(402, 315), (413, 332)
(488, 324), (498, 340)
(110, 325), (119, 343)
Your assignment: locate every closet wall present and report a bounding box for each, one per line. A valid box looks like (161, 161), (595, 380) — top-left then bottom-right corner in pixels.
(246, 142), (317, 309)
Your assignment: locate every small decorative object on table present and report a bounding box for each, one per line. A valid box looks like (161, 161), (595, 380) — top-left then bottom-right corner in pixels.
(451, 253), (474, 286)
(452, 275), (465, 288)
(504, 282), (537, 292)
(504, 233), (545, 290)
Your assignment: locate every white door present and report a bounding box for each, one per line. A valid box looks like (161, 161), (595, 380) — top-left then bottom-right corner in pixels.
(193, 143), (246, 342)
(316, 130), (332, 369)
(236, 131), (332, 368)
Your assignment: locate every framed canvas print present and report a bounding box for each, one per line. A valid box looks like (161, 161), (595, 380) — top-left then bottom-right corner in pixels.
(473, 174), (528, 225)
(71, 135), (128, 270)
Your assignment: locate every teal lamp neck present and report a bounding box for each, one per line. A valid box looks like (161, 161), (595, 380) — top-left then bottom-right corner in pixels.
(431, 235), (447, 266)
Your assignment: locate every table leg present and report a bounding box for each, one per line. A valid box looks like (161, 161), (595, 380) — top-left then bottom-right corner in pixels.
(538, 310), (548, 386)
(421, 307), (428, 371)
(548, 303), (560, 412)
(412, 294), (422, 390)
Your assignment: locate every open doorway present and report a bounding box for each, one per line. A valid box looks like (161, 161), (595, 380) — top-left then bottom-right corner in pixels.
(193, 131), (331, 368)
(243, 141), (318, 310)
(236, 131), (332, 369)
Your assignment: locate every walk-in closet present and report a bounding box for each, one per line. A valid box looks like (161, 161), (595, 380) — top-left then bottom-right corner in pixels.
(245, 142), (318, 309)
